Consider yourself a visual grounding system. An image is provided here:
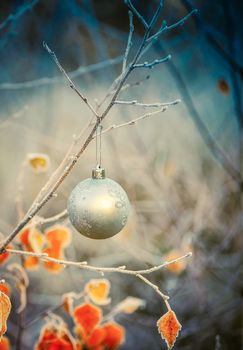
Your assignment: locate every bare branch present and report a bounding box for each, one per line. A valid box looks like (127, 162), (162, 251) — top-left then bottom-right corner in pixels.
(96, 75), (150, 111)
(43, 42), (98, 118)
(133, 54), (171, 68)
(99, 107), (173, 136)
(0, 0), (39, 31)
(122, 11), (134, 73)
(147, 9), (198, 43)
(149, 0), (164, 29)
(114, 98), (180, 107)
(0, 56), (123, 91)
(6, 249), (192, 276)
(124, 0), (148, 29)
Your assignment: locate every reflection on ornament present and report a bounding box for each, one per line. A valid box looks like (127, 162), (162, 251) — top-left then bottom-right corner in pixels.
(67, 167), (130, 239)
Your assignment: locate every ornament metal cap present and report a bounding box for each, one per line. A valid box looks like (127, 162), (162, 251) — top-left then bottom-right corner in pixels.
(92, 165), (105, 179)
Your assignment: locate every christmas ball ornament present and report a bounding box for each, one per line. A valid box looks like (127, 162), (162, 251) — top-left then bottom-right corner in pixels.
(67, 166), (130, 239)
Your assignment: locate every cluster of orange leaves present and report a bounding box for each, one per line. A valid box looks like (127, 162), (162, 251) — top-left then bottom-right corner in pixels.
(19, 225), (71, 272)
(35, 303), (125, 350)
(0, 226), (184, 350)
(35, 279), (125, 350)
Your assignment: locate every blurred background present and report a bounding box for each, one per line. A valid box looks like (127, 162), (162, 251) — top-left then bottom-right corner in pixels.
(0, 0), (242, 349)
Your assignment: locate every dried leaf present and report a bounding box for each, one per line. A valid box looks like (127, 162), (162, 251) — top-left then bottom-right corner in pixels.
(19, 228), (44, 270)
(0, 292), (11, 339)
(85, 279), (111, 306)
(0, 284), (11, 297)
(29, 228), (46, 253)
(86, 327), (106, 348)
(45, 226), (71, 248)
(35, 323), (75, 350)
(157, 310), (182, 349)
(102, 323), (125, 350)
(27, 153), (50, 173)
(0, 245), (12, 265)
(0, 336), (10, 350)
(42, 247), (64, 273)
(114, 297), (145, 314)
(43, 226), (71, 273)
(62, 294), (74, 316)
(73, 303), (102, 335)
(165, 249), (187, 274)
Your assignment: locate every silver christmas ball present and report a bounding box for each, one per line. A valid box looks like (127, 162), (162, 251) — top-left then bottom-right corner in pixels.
(67, 167), (130, 239)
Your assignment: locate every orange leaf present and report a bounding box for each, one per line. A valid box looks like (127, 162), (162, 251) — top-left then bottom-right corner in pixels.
(35, 324), (75, 350)
(23, 256), (39, 270)
(27, 153), (50, 173)
(0, 284), (11, 297)
(0, 292), (11, 339)
(86, 327), (106, 348)
(85, 279), (111, 306)
(0, 245), (12, 265)
(102, 323), (125, 350)
(157, 310), (182, 349)
(45, 226), (71, 248)
(42, 247), (64, 273)
(19, 227), (45, 270)
(73, 303), (102, 335)
(0, 336), (10, 350)
(29, 229), (46, 253)
(165, 250), (187, 274)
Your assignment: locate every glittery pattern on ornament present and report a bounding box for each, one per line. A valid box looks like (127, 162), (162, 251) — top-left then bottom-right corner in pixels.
(67, 177), (130, 239)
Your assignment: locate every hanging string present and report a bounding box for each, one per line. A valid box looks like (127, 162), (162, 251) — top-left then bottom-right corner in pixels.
(99, 124), (103, 167)
(95, 124), (103, 168)
(95, 126), (98, 167)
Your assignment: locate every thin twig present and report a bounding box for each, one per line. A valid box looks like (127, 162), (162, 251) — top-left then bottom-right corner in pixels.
(0, 56), (123, 90)
(96, 75), (150, 111)
(43, 42), (98, 118)
(122, 11), (134, 73)
(114, 98), (180, 107)
(6, 248), (191, 276)
(100, 107), (170, 135)
(6, 248), (191, 311)
(133, 54), (171, 68)
(124, 0), (148, 28)
(0, 0), (39, 31)
(147, 9), (198, 43)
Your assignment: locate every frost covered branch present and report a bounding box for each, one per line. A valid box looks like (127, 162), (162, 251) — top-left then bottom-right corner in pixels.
(114, 98), (180, 107)
(6, 248), (192, 309)
(0, 56), (123, 90)
(43, 42), (99, 118)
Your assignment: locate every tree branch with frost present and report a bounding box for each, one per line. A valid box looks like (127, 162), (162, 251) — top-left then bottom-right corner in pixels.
(147, 9), (198, 44)
(96, 75), (150, 110)
(114, 98), (180, 107)
(43, 42), (99, 118)
(0, 0), (39, 31)
(0, 56), (123, 90)
(133, 55), (171, 68)
(6, 248), (192, 309)
(124, 0), (148, 28)
(122, 11), (134, 73)
(100, 107), (170, 135)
